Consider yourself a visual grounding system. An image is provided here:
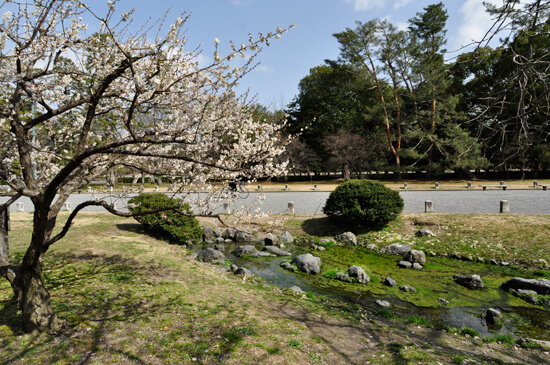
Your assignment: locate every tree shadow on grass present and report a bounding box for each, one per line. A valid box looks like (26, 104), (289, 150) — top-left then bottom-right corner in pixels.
(301, 216), (383, 237)
(0, 251), (252, 365)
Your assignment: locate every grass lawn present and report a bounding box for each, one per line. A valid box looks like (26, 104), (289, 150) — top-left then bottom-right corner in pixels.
(1, 212), (550, 364)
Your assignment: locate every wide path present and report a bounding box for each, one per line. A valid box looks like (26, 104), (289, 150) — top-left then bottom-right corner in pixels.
(2, 189), (549, 215)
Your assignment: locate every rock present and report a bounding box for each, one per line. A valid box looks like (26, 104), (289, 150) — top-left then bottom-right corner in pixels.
(438, 298), (449, 304)
(196, 248), (225, 262)
(213, 244), (225, 252)
(543, 300), (550, 309)
(335, 232), (357, 245)
(264, 233), (278, 246)
(451, 252), (462, 260)
(537, 259), (548, 268)
(230, 264), (238, 273)
(313, 245), (326, 251)
(398, 261), (412, 269)
(263, 246), (292, 256)
(213, 228), (223, 238)
(384, 277), (397, 287)
(383, 244), (413, 256)
(415, 228), (434, 237)
(399, 285), (416, 293)
(280, 261), (295, 271)
(454, 274), (484, 289)
(403, 249), (426, 265)
(500, 261), (510, 267)
(335, 272), (352, 283)
(366, 244), (377, 250)
(490, 259), (499, 265)
(517, 289), (538, 296)
(203, 226), (216, 241)
(376, 300), (391, 308)
(501, 278), (550, 295)
(254, 252), (276, 258)
(278, 231), (294, 244)
(484, 308), (502, 326)
(222, 228), (237, 240)
(525, 295), (538, 304)
(234, 267), (254, 278)
(289, 285), (305, 294)
(232, 245), (259, 257)
(235, 231), (255, 242)
(348, 266), (370, 284)
(412, 263), (423, 270)
(215, 237), (225, 244)
(290, 253), (321, 274)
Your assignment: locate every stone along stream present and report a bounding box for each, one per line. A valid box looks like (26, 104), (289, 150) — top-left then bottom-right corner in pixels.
(191, 240), (550, 342)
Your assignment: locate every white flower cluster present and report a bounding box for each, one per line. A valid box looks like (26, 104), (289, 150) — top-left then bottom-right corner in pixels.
(0, 0), (292, 218)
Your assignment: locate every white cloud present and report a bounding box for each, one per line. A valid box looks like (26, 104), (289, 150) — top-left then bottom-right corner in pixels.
(345, 0), (383, 12)
(453, 0), (500, 51)
(196, 54), (212, 68)
(393, 0), (411, 10)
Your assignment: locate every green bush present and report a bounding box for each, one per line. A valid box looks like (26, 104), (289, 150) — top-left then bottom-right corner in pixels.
(323, 180), (403, 229)
(128, 193), (202, 244)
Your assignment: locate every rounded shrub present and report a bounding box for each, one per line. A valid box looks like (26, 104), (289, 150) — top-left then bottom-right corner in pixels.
(323, 180), (403, 229)
(128, 193), (203, 244)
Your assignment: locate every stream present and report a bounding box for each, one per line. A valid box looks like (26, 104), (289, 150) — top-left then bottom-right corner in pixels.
(191, 241), (550, 341)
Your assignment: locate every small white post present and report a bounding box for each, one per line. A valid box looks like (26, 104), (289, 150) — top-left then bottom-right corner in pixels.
(534, 181), (539, 188)
(110, 186), (113, 192)
(314, 184), (318, 191)
(17, 202), (24, 212)
(285, 184), (289, 191)
(288, 201), (295, 214)
(257, 184), (261, 191)
(155, 185), (159, 192)
(223, 202), (230, 214)
(500, 200), (510, 213)
(63, 202), (72, 211)
(435, 182), (439, 189)
(467, 181), (472, 189)
(425, 200), (433, 213)
(403, 182), (408, 189)
(87, 186), (91, 193)
(500, 181), (505, 186)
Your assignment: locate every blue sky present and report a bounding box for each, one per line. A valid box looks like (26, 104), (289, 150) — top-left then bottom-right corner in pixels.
(96, 0), (500, 109)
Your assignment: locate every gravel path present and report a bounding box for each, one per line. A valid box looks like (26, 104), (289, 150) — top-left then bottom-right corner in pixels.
(2, 189), (549, 214)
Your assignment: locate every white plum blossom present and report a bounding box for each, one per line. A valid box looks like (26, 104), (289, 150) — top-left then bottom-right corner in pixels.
(0, 0), (293, 332)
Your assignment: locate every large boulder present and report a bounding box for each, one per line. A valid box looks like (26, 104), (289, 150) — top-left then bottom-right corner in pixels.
(196, 248), (225, 262)
(403, 249), (426, 265)
(234, 267), (254, 278)
(234, 231), (255, 242)
(383, 244), (413, 256)
(454, 274), (484, 289)
(384, 277), (397, 287)
(263, 246), (292, 256)
(501, 278), (550, 295)
(232, 245), (259, 257)
(290, 253), (321, 274)
(278, 231), (294, 244)
(264, 233), (278, 246)
(203, 226), (216, 242)
(415, 228), (434, 237)
(485, 308), (502, 326)
(222, 227), (237, 240)
(335, 232), (357, 245)
(348, 265), (370, 284)
(335, 272), (352, 283)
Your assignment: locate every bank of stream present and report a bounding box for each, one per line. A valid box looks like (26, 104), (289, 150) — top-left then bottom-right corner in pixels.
(191, 240), (550, 342)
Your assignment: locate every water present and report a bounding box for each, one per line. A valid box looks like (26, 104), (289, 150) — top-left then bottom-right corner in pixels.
(191, 241), (550, 341)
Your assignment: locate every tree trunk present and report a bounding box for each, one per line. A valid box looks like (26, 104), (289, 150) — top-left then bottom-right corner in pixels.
(20, 263), (62, 333)
(343, 162), (350, 181)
